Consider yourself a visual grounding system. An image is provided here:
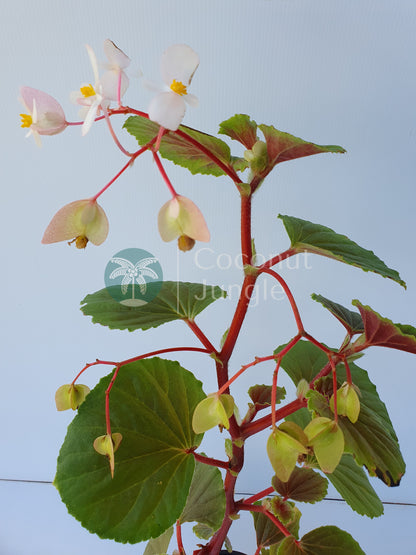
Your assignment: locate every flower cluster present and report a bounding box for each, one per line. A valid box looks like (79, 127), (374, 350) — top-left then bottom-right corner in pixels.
(20, 40), (208, 252)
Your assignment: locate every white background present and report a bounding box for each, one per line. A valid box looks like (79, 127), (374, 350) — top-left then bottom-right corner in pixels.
(2, 1), (416, 553)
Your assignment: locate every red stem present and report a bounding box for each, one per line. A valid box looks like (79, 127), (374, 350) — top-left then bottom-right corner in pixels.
(260, 268), (304, 332)
(271, 360), (281, 428)
(191, 451), (229, 471)
(152, 150), (178, 197)
(242, 398), (307, 439)
(237, 502), (292, 537)
(176, 520), (186, 555)
(186, 319), (217, 353)
(105, 365), (121, 436)
(243, 486), (275, 505)
(258, 247), (298, 271)
(103, 107), (133, 157)
(174, 128), (241, 184)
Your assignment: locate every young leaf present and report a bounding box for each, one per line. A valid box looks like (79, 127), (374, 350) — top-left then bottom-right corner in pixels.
(192, 394), (235, 433)
(352, 300), (416, 354)
(272, 466), (328, 504)
(278, 526), (365, 554)
(304, 417), (344, 473)
(251, 504), (300, 549)
(80, 282), (226, 332)
(124, 116), (233, 177)
(259, 124), (345, 171)
(311, 294), (364, 335)
(54, 358), (205, 543)
(143, 526), (173, 555)
(278, 215), (405, 287)
(179, 460), (225, 530)
(327, 454), (383, 518)
(248, 384), (286, 408)
(218, 114), (258, 149)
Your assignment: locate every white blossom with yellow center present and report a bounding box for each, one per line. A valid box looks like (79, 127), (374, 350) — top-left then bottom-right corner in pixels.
(148, 44), (199, 131)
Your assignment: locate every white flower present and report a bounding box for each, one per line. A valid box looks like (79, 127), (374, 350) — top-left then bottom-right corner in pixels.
(148, 44), (199, 131)
(19, 87), (67, 146)
(100, 39), (130, 102)
(71, 40), (130, 135)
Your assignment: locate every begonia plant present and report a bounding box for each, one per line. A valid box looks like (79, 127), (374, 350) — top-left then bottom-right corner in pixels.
(21, 39), (416, 555)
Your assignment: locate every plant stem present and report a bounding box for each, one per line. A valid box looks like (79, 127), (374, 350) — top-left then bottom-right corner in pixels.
(186, 319), (217, 353)
(152, 150), (178, 197)
(243, 486), (275, 505)
(260, 268), (304, 332)
(191, 451), (229, 471)
(242, 398), (307, 439)
(176, 520), (186, 554)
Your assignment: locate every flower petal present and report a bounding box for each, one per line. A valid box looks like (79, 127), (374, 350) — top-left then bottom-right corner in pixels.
(160, 44), (199, 87)
(184, 93), (199, 108)
(42, 200), (92, 244)
(158, 195), (210, 242)
(100, 70), (129, 101)
(81, 98), (101, 136)
(158, 197), (182, 241)
(85, 203), (109, 245)
(85, 44), (100, 85)
(177, 195), (210, 242)
(103, 39), (130, 69)
(42, 199), (108, 245)
(19, 87), (67, 135)
(148, 91), (186, 131)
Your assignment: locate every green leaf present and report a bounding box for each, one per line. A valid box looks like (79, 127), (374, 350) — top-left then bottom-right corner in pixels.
(143, 527), (173, 555)
(272, 466), (328, 504)
(218, 114), (258, 149)
(311, 294), (364, 335)
(124, 116), (233, 176)
(278, 215), (405, 287)
(353, 300), (416, 354)
(278, 525), (365, 554)
(276, 340), (328, 384)
(81, 282), (226, 331)
(179, 459), (225, 530)
(328, 454), (383, 518)
(192, 522), (214, 540)
(259, 124), (345, 171)
(54, 358), (205, 543)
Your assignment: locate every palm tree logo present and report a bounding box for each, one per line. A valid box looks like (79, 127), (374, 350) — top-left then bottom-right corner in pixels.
(104, 248), (163, 307)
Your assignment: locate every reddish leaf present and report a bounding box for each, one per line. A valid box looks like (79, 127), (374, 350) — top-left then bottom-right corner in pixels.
(218, 114), (258, 149)
(259, 124), (345, 171)
(353, 300), (416, 354)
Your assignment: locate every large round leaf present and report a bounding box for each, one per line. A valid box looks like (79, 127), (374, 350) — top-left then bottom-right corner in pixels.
(55, 358), (205, 543)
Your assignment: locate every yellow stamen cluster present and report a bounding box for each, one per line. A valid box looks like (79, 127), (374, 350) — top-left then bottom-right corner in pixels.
(80, 84), (96, 98)
(20, 113), (33, 128)
(170, 79), (188, 96)
(68, 236), (89, 249)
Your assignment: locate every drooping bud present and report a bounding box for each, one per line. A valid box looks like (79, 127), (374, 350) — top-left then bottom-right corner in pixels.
(93, 433), (123, 478)
(267, 422), (309, 483)
(158, 195), (209, 250)
(192, 393), (235, 434)
(304, 416), (344, 473)
(42, 198), (109, 248)
(330, 382), (361, 423)
(55, 384), (90, 411)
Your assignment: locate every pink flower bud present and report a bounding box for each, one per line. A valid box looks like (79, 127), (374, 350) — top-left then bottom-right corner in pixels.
(158, 195), (209, 251)
(19, 87), (67, 146)
(42, 199), (109, 248)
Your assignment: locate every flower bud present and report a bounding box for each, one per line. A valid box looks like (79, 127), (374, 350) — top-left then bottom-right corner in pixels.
(42, 199), (109, 248)
(158, 195), (209, 250)
(93, 433), (123, 478)
(330, 382), (361, 423)
(304, 417), (344, 473)
(55, 384), (90, 411)
(192, 393), (235, 434)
